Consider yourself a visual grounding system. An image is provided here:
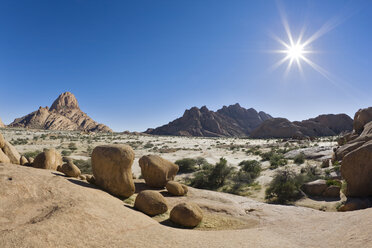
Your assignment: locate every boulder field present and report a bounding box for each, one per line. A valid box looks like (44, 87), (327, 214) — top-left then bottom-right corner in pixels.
(1, 163), (372, 248)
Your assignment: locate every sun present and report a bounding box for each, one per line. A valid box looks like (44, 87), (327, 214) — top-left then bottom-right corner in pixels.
(287, 43), (305, 60)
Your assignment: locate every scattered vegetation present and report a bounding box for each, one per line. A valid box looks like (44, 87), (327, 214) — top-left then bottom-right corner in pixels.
(74, 159), (92, 174)
(23, 150), (42, 159)
(294, 153), (305, 165)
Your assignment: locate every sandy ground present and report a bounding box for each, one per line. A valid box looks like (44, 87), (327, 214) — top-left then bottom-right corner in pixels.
(1, 163), (371, 248)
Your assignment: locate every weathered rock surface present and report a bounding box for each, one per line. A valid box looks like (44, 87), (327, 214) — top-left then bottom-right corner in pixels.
(0, 118), (5, 128)
(170, 202), (203, 227)
(2, 163), (372, 247)
(20, 156), (28, 165)
(139, 155), (179, 188)
(353, 107), (372, 134)
(338, 198), (372, 212)
(134, 190), (168, 216)
(285, 147), (334, 161)
(57, 158), (81, 178)
(2, 140), (21, 164)
(0, 149), (10, 163)
(145, 103), (272, 137)
(251, 114), (353, 139)
(92, 144), (135, 197)
(301, 180), (328, 196)
(323, 185), (341, 198)
(341, 141), (372, 197)
(166, 181), (188, 196)
(9, 92), (112, 132)
(33, 148), (63, 170)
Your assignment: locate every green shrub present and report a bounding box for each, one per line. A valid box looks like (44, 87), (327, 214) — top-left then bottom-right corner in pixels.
(326, 179), (342, 187)
(23, 150), (42, 159)
(238, 160), (261, 180)
(175, 158), (198, 173)
(74, 159), (92, 174)
(265, 167), (303, 204)
(68, 142), (77, 151)
(189, 158), (232, 190)
(269, 153), (288, 169)
(62, 150), (72, 156)
(144, 142), (154, 149)
(294, 153), (305, 165)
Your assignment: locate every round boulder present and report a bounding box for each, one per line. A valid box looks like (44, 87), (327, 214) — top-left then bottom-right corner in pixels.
(139, 155), (179, 188)
(170, 202), (203, 228)
(33, 148), (63, 170)
(20, 156), (28, 165)
(301, 179), (327, 197)
(91, 145), (135, 197)
(57, 158), (81, 178)
(134, 190), (168, 216)
(166, 181), (188, 196)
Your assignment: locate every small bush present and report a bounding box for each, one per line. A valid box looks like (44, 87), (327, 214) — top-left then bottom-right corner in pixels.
(294, 153), (305, 165)
(189, 158), (232, 189)
(74, 159), (92, 174)
(326, 179), (342, 187)
(62, 150), (72, 156)
(238, 160), (261, 180)
(265, 167), (303, 204)
(68, 142), (77, 151)
(23, 150), (42, 159)
(175, 158), (198, 173)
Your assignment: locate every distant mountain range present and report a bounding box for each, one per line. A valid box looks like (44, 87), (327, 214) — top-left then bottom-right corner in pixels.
(145, 103), (272, 137)
(2, 94), (353, 138)
(146, 103), (353, 138)
(8, 92), (112, 132)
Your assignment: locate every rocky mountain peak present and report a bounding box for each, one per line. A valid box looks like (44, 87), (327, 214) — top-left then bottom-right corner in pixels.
(50, 92), (80, 112)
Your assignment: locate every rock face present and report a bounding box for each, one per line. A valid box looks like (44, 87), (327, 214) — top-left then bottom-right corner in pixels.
(134, 190), (168, 216)
(91, 145), (135, 197)
(139, 155), (179, 188)
(170, 202), (203, 227)
(341, 141), (372, 197)
(145, 103), (272, 137)
(332, 107), (372, 198)
(33, 148), (63, 170)
(166, 181), (188, 196)
(9, 92), (112, 132)
(250, 114), (353, 138)
(0, 133), (21, 164)
(353, 107), (372, 134)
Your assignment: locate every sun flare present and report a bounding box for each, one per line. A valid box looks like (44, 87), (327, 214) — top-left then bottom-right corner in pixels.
(286, 43), (305, 60)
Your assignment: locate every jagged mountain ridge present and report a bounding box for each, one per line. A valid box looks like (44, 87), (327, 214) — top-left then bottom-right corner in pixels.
(250, 114), (353, 138)
(145, 103), (273, 137)
(9, 92), (112, 132)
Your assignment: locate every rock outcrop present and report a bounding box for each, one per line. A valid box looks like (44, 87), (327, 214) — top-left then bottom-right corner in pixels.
(134, 190), (168, 216)
(0, 133), (21, 164)
(91, 144), (135, 197)
(170, 202), (203, 227)
(33, 148), (63, 170)
(0, 118), (5, 128)
(332, 107), (372, 198)
(250, 114), (353, 139)
(145, 103), (272, 137)
(9, 92), (112, 132)
(139, 155), (179, 188)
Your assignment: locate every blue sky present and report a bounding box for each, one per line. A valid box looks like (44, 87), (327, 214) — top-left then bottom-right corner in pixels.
(1, 0), (371, 132)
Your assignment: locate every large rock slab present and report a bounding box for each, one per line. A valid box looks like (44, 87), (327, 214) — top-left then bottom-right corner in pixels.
(91, 144), (135, 197)
(285, 147), (334, 161)
(341, 141), (372, 197)
(139, 155), (179, 188)
(2, 141), (21, 165)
